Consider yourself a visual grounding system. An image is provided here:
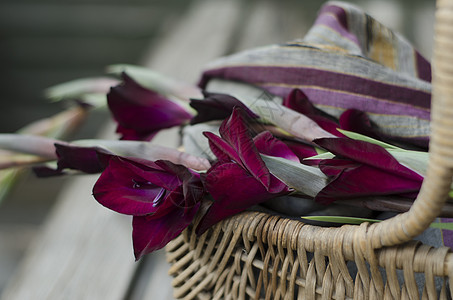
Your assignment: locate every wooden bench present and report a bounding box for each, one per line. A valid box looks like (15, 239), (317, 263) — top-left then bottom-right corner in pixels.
(0, 1), (307, 299)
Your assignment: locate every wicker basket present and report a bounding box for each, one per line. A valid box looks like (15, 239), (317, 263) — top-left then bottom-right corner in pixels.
(165, 1), (453, 298)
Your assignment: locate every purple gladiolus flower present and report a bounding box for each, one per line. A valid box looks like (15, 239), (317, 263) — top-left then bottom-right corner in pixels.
(54, 143), (112, 173)
(108, 73), (192, 141)
(33, 143), (112, 177)
(253, 131), (300, 162)
(189, 92), (258, 125)
(313, 137), (423, 204)
(283, 89), (343, 137)
(197, 108), (292, 234)
(339, 109), (382, 140)
(93, 157), (204, 259)
(282, 139), (319, 162)
(284, 89), (391, 143)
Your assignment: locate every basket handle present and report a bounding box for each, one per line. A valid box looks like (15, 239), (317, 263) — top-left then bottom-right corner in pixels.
(368, 0), (453, 248)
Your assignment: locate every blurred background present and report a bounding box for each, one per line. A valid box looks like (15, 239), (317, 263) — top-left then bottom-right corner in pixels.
(0, 0), (436, 295)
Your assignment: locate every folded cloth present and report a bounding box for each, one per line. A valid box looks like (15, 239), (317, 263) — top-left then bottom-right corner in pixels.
(199, 1), (431, 149)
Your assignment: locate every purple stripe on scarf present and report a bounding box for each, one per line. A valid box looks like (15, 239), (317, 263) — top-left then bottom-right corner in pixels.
(315, 5), (360, 46)
(319, 4), (349, 29)
(441, 218), (453, 248)
(415, 51), (432, 82)
(262, 85), (430, 120)
(200, 66), (431, 110)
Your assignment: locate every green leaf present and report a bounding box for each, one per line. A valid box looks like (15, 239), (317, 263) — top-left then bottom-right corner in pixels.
(106, 64), (201, 102)
(107, 64), (198, 114)
(315, 147), (327, 155)
(305, 129), (429, 178)
(45, 77), (116, 104)
(301, 215), (453, 231)
(387, 149), (428, 176)
(78, 93), (107, 108)
(303, 152), (334, 161)
(429, 222), (453, 230)
(261, 154), (327, 197)
(107, 65), (165, 91)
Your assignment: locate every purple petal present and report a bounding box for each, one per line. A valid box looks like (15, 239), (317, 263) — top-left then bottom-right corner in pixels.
(55, 144), (112, 173)
(182, 174), (206, 213)
(314, 138), (424, 181)
(132, 202), (199, 260)
(283, 139), (319, 161)
(311, 115), (343, 137)
(197, 161), (288, 234)
(283, 89), (342, 137)
(33, 166), (68, 177)
(219, 108), (271, 189)
(203, 131), (242, 163)
(117, 158), (187, 191)
(134, 159), (205, 211)
(315, 164), (422, 204)
(253, 131), (299, 162)
(150, 187), (187, 219)
(190, 92), (258, 124)
(115, 126), (157, 142)
(33, 144), (112, 177)
(339, 109), (381, 140)
(93, 157), (171, 215)
(108, 73), (192, 141)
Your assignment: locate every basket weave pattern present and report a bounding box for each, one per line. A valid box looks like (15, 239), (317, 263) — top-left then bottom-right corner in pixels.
(166, 0), (453, 298)
(166, 212), (451, 299)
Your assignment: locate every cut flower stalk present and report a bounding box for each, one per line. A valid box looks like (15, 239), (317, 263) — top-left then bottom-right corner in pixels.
(107, 74), (194, 141)
(0, 135), (211, 173)
(0, 57), (442, 258)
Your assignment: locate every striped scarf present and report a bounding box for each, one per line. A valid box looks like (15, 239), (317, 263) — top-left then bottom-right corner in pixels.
(199, 1), (431, 149)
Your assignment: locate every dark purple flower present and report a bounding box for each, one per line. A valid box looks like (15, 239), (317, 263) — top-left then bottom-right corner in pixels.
(283, 89), (389, 140)
(108, 73), (192, 141)
(93, 157), (204, 259)
(253, 131), (299, 162)
(189, 91), (258, 125)
(55, 143), (112, 173)
(314, 138), (423, 204)
(283, 89), (343, 137)
(339, 109), (382, 140)
(197, 108), (291, 234)
(33, 143), (112, 177)
(282, 139), (320, 163)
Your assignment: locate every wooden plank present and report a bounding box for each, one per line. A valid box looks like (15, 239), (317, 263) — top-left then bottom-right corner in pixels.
(0, 122), (139, 300)
(0, 225), (37, 292)
(0, 176), (136, 299)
